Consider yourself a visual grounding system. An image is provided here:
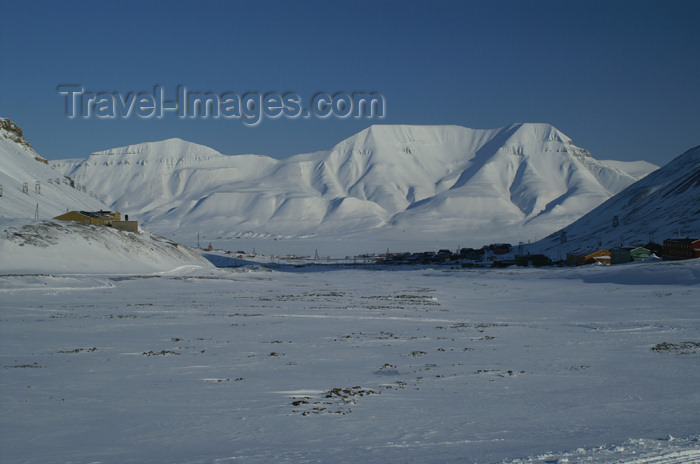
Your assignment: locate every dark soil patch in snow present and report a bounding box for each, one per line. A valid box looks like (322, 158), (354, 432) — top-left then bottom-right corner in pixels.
(3, 362), (44, 369)
(57, 347), (97, 354)
(292, 385), (380, 416)
(143, 350), (181, 356)
(651, 341), (700, 355)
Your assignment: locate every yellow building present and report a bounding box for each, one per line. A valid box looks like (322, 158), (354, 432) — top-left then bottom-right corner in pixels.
(54, 210), (139, 233)
(566, 248), (611, 266)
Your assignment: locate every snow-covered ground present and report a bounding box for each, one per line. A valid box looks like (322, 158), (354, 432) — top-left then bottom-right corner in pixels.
(1, 260), (699, 463)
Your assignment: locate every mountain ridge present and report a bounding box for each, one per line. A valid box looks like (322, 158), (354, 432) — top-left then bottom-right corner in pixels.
(51, 123), (657, 247)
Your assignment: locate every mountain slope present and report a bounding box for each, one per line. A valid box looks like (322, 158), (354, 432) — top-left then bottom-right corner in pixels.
(0, 118), (105, 219)
(53, 124), (657, 247)
(533, 145), (700, 255)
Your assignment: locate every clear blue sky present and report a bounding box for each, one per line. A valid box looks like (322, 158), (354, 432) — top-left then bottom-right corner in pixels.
(1, 0), (698, 166)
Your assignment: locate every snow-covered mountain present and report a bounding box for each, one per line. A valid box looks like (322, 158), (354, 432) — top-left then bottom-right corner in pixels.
(0, 118), (105, 219)
(532, 144), (700, 255)
(54, 124), (656, 247)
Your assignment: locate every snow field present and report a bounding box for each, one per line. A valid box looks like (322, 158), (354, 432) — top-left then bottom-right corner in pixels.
(1, 261), (699, 463)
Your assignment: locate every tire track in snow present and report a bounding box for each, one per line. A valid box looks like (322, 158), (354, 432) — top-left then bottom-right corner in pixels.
(619, 449), (700, 464)
(503, 436), (700, 464)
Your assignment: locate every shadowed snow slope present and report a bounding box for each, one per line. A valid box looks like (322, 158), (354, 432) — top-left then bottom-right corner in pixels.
(533, 145), (700, 255)
(53, 124), (657, 246)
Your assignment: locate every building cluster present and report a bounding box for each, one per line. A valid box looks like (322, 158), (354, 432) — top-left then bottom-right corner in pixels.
(564, 238), (700, 266)
(378, 237), (699, 268)
(379, 243), (517, 267)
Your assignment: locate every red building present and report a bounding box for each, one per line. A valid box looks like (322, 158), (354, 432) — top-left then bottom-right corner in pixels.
(662, 238), (700, 260)
(489, 243), (511, 255)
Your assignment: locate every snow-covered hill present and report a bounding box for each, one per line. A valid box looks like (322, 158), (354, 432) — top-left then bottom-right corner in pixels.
(0, 118), (105, 219)
(0, 119), (211, 274)
(532, 145), (700, 256)
(0, 219), (211, 274)
(54, 124), (656, 248)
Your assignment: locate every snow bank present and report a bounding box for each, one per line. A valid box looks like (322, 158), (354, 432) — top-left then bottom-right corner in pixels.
(549, 259), (700, 286)
(0, 219), (212, 274)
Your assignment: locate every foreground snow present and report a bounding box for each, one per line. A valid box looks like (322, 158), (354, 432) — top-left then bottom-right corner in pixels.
(501, 435), (700, 463)
(1, 261), (698, 463)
